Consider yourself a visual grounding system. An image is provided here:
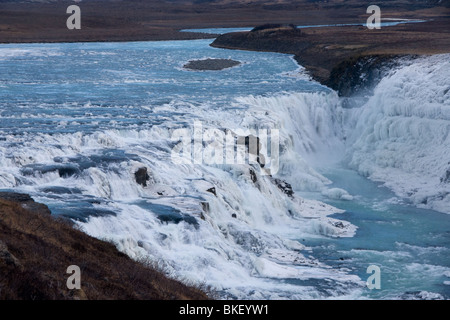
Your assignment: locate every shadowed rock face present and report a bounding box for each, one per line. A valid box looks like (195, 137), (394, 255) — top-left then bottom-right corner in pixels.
(135, 167), (150, 187)
(326, 55), (403, 97)
(212, 18), (450, 96)
(184, 58), (241, 71)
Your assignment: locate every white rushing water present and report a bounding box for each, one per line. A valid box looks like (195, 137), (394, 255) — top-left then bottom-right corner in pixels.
(346, 55), (450, 214)
(0, 40), (448, 299)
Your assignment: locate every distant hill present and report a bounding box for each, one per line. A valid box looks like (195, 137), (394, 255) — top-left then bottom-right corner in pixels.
(0, 0), (447, 43)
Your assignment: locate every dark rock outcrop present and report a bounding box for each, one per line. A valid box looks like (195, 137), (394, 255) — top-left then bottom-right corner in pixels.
(249, 168), (257, 184)
(135, 167), (150, 187)
(212, 19), (450, 96)
(184, 58), (241, 71)
(273, 179), (294, 197)
(206, 187), (217, 196)
(326, 55), (404, 97)
(0, 192), (51, 215)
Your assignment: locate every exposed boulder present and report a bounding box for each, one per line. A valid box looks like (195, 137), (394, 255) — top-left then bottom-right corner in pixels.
(249, 168), (257, 184)
(326, 54), (402, 97)
(135, 167), (150, 187)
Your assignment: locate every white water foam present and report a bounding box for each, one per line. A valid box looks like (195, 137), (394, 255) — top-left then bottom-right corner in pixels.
(0, 89), (360, 299)
(1, 43), (448, 299)
(346, 54), (450, 213)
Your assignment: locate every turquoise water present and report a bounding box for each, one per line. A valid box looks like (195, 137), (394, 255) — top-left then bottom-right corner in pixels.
(0, 40), (322, 135)
(0, 38), (448, 299)
(299, 167), (450, 299)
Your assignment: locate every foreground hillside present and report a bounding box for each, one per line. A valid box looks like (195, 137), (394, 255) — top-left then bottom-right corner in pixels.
(0, 192), (208, 300)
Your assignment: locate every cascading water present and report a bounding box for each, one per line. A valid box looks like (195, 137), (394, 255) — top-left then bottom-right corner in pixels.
(346, 54), (450, 214)
(0, 39), (448, 299)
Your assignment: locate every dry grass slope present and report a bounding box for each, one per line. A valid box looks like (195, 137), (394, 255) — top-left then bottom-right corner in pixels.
(0, 193), (209, 300)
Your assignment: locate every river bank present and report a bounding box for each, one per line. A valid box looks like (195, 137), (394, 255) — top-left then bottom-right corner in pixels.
(0, 192), (208, 300)
(211, 17), (450, 95)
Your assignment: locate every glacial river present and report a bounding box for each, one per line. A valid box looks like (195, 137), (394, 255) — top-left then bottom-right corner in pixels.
(0, 35), (448, 299)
